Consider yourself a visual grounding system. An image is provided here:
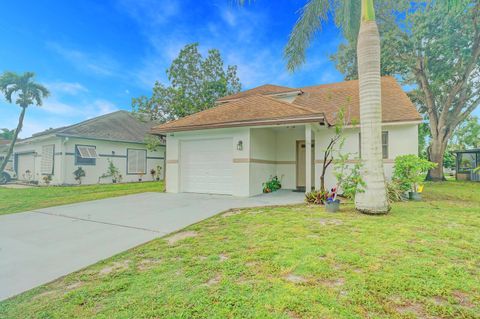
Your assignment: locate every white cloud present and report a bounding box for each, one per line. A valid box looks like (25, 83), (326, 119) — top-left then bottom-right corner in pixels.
(45, 82), (88, 95)
(47, 42), (121, 77)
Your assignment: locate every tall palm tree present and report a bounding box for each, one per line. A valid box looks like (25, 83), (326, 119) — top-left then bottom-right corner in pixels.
(239, 0), (460, 214)
(0, 72), (50, 178)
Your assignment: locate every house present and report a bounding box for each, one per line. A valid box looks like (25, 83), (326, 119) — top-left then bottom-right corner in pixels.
(455, 149), (480, 181)
(13, 111), (165, 185)
(151, 76), (422, 197)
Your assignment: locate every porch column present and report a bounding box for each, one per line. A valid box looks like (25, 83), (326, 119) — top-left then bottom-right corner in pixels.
(305, 124), (312, 193)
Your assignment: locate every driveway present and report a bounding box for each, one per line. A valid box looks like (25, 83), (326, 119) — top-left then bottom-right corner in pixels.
(0, 190), (304, 300)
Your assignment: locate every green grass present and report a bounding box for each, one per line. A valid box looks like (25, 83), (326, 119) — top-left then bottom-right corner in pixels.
(0, 182), (164, 215)
(1, 182), (479, 318)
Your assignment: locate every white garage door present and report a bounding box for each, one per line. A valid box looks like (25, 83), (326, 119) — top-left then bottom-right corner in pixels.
(17, 153), (35, 180)
(180, 138), (233, 195)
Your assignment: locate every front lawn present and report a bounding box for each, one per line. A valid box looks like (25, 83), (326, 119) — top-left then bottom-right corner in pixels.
(0, 182), (164, 216)
(1, 182), (479, 318)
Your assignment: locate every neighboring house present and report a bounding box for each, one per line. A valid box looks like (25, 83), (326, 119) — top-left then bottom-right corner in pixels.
(455, 149), (480, 181)
(0, 140), (15, 182)
(13, 111), (165, 185)
(152, 76), (422, 197)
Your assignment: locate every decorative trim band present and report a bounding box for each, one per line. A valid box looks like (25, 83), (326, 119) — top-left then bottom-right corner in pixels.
(233, 158), (296, 164)
(166, 159), (179, 164)
(314, 159), (394, 164)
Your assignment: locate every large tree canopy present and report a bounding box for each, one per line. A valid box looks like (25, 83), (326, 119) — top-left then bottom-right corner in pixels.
(332, 0), (478, 180)
(132, 43), (241, 122)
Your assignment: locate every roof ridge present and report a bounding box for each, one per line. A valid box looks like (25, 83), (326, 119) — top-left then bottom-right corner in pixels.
(57, 110), (126, 134)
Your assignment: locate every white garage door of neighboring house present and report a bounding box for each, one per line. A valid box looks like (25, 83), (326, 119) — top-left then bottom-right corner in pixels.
(16, 153), (35, 180)
(180, 138), (233, 195)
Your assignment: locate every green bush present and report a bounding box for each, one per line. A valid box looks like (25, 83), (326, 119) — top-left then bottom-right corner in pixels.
(387, 181), (405, 203)
(305, 190), (328, 204)
(262, 176), (281, 193)
(393, 155), (437, 192)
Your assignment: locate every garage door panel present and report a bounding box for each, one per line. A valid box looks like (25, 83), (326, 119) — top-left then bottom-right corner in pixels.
(180, 138), (233, 195)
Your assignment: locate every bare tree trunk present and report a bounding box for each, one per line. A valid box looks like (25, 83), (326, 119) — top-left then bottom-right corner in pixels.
(426, 136), (447, 181)
(354, 14), (389, 214)
(0, 106), (26, 174)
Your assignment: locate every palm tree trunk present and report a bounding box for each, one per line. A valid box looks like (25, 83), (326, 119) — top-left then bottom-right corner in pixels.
(354, 0), (389, 214)
(0, 106), (26, 174)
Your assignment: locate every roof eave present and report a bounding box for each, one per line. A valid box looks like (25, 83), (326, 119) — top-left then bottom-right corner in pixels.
(151, 114), (326, 134)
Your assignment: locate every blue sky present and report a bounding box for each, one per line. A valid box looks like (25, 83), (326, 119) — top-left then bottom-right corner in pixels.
(2, 1), (476, 138)
(0, 0), (345, 137)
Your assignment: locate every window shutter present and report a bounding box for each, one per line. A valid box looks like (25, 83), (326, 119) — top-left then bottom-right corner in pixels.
(41, 144), (55, 174)
(127, 149), (147, 174)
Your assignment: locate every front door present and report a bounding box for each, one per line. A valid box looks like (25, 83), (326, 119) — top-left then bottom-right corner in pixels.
(296, 141), (315, 189)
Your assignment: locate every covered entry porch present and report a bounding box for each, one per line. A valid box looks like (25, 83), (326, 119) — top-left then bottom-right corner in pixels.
(248, 124), (320, 195)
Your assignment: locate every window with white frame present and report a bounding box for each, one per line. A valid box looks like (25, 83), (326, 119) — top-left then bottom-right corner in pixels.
(358, 131), (389, 159)
(75, 145), (97, 165)
(127, 149), (147, 174)
(40, 144), (55, 174)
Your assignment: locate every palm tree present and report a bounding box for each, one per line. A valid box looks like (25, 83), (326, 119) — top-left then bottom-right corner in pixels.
(0, 72), (50, 177)
(239, 0), (460, 214)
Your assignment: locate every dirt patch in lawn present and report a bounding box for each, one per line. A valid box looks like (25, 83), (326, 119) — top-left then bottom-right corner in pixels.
(452, 290), (475, 308)
(165, 231), (197, 245)
(318, 278), (345, 288)
(137, 258), (161, 271)
(204, 275), (221, 286)
(222, 209), (242, 217)
(99, 260), (130, 276)
(284, 274), (307, 284)
(394, 303), (426, 317)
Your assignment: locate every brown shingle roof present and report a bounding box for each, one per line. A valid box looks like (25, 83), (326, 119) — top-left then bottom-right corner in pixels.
(151, 95), (324, 133)
(295, 76), (421, 124)
(151, 76), (421, 134)
(217, 84), (300, 102)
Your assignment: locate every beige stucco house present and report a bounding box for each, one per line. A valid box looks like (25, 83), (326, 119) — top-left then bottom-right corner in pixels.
(152, 77), (422, 197)
(12, 111), (165, 185)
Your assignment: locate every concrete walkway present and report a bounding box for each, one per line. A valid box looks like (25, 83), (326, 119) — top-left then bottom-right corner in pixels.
(0, 190), (304, 301)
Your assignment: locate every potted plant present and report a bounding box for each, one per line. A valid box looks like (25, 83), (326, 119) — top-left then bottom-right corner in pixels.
(393, 155), (437, 201)
(138, 172), (144, 182)
(325, 187), (341, 212)
(150, 168), (156, 181)
(98, 159), (120, 184)
(155, 165), (162, 181)
(73, 167), (86, 185)
(262, 176), (282, 193)
(42, 174), (52, 186)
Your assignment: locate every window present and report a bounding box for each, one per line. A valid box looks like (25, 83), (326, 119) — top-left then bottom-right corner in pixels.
(358, 131), (389, 159)
(382, 131), (389, 159)
(40, 144), (55, 174)
(75, 145), (97, 165)
(127, 149), (147, 174)
(457, 153), (477, 173)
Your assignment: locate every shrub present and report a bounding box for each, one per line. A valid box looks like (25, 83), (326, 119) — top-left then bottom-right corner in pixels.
(73, 167), (86, 185)
(262, 176), (281, 193)
(393, 155), (437, 192)
(42, 174), (52, 186)
(387, 181), (405, 203)
(99, 159), (121, 183)
(305, 190), (328, 204)
(333, 155), (366, 200)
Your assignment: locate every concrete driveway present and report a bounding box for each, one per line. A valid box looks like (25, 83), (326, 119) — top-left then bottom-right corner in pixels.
(0, 190), (303, 300)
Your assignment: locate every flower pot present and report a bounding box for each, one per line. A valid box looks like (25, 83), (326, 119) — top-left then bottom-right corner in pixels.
(409, 191), (422, 201)
(156, 178), (160, 181)
(325, 199), (340, 213)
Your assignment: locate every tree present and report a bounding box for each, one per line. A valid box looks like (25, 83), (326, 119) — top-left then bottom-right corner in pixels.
(333, 0), (477, 180)
(450, 116), (480, 150)
(0, 128), (14, 140)
(0, 72), (49, 175)
(133, 43), (241, 122)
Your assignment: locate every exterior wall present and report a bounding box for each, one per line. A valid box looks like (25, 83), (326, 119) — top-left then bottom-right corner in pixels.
(315, 123), (419, 190)
(249, 128), (277, 196)
(13, 136), (165, 185)
(164, 122), (419, 197)
(13, 136), (64, 184)
(165, 128), (250, 196)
